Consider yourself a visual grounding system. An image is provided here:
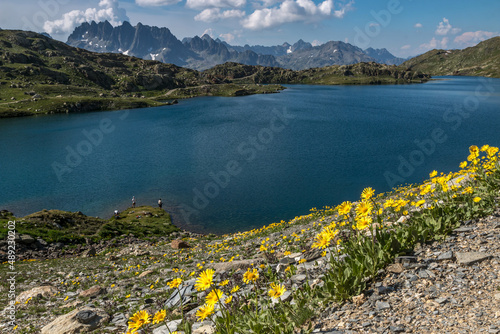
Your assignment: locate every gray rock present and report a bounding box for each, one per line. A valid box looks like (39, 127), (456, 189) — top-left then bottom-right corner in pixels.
(153, 319), (182, 333)
(435, 297), (447, 304)
(110, 313), (127, 326)
(76, 310), (97, 324)
(375, 301), (390, 311)
(41, 307), (109, 334)
(19, 234), (36, 244)
(279, 257), (296, 265)
(453, 227), (475, 232)
(164, 284), (196, 308)
(395, 256), (417, 264)
(456, 252), (492, 265)
(437, 251), (454, 261)
(291, 274), (307, 283)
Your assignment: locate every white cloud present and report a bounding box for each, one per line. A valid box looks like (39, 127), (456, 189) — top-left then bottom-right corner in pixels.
(202, 28), (215, 37)
(400, 44), (411, 50)
(219, 33), (236, 42)
(440, 36), (449, 48)
(369, 22), (380, 28)
(241, 0), (352, 30)
(419, 37), (448, 50)
(186, 0), (246, 9)
(414, 23), (422, 29)
(454, 30), (499, 46)
(44, 0), (129, 34)
(195, 8), (245, 22)
(435, 17), (461, 36)
(311, 39), (321, 46)
(136, 0), (181, 5)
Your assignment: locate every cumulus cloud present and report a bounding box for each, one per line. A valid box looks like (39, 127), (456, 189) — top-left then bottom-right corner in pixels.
(400, 44), (411, 50)
(44, 0), (129, 34)
(219, 32), (236, 42)
(311, 39), (321, 46)
(435, 17), (461, 36)
(202, 28), (216, 37)
(414, 23), (422, 29)
(242, 0), (352, 30)
(419, 37), (448, 50)
(136, 0), (181, 5)
(195, 8), (245, 22)
(454, 30), (499, 46)
(186, 0), (246, 9)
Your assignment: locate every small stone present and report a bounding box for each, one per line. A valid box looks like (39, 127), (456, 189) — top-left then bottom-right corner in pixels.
(390, 326), (405, 332)
(79, 286), (106, 298)
(453, 227), (475, 232)
(171, 239), (191, 249)
(456, 252), (492, 265)
(138, 270), (154, 278)
(435, 297), (447, 304)
(82, 247), (96, 257)
(395, 256), (417, 264)
(437, 251), (454, 261)
(291, 274), (307, 283)
(192, 324), (216, 334)
(76, 310), (97, 324)
(387, 263), (404, 274)
(375, 301), (390, 311)
(352, 294), (366, 306)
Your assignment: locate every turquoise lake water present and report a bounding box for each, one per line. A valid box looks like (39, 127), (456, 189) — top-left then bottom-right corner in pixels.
(1, 76), (499, 234)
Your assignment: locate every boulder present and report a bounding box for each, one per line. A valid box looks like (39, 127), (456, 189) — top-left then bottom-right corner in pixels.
(193, 325), (216, 334)
(171, 239), (191, 249)
(79, 285), (106, 298)
(18, 234), (35, 244)
(41, 307), (110, 334)
(138, 270), (154, 278)
(81, 247), (96, 257)
(16, 285), (58, 303)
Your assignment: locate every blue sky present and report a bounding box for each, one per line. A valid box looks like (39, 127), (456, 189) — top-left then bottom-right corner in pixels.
(1, 0), (499, 57)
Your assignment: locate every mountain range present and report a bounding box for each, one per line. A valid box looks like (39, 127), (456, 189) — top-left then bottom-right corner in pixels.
(67, 21), (406, 71)
(0, 30), (428, 117)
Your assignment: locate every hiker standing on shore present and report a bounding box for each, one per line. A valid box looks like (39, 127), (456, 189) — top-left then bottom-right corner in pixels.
(132, 196), (136, 208)
(158, 198), (163, 209)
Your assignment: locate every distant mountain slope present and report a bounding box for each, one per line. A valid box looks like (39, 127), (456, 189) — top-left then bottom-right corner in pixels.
(364, 47), (406, 65)
(68, 21), (278, 70)
(67, 21), (407, 70)
(400, 37), (500, 77)
(203, 61), (430, 85)
(276, 41), (376, 70)
(0, 30), (283, 117)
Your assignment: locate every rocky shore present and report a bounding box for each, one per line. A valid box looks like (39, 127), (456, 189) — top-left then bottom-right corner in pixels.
(310, 208), (500, 334)
(1, 199), (498, 333)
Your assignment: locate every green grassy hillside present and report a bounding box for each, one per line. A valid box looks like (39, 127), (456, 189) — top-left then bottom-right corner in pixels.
(400, 37), (500, 77)
(0, 30), (430, 117)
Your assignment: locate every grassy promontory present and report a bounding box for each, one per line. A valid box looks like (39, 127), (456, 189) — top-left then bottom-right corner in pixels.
(0, 30), (430, 118)
(1, 145), (499, 333)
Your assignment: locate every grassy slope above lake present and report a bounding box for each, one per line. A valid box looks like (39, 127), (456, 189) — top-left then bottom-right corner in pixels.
(401, 36), (500, 78)
(0, 30), (430, 117)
